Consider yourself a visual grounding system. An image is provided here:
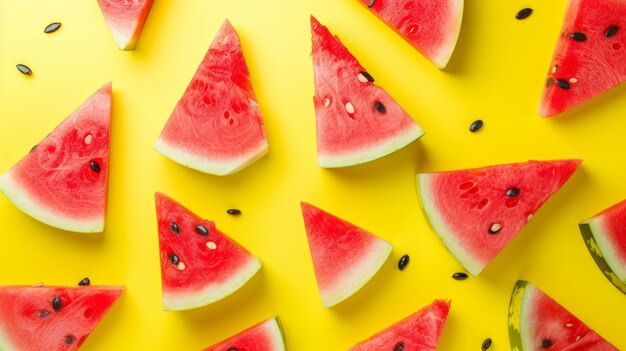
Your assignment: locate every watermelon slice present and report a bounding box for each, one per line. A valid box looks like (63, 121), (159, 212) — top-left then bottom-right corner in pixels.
(508, 280), (618, 350)
(348, 299), (450, 351)
(355, 0), (464, 69)
(154, 20), (269, 176)
(539, 0), (626, 117)
(310, 16), (424, 168)
(0, 284), (123, 351)
(417, 160), (582, 276)
(579, 199), (626, 294)
(0, 83), (112, 233)
(96, 0), (154, 50)
(202, 317), (286, 351)
(300, 202), (392, 308)
(155, 193), (261, 310)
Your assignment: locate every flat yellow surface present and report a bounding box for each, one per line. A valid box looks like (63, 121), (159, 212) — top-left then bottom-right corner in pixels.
(1, 0), (626, 350)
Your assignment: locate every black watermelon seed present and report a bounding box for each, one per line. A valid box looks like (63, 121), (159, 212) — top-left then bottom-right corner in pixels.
(452, 272), (468, 280)
(195, 224), (209, 236)
(44, 22), (61, 33)
(571, 32), (587, 42)
(227, 348), (238, 351)
(16, 64), (32, 75)
(469, 119), (484, 132)
(89, 160), (101, 173)
(169, 254), (180, 265)
(368, 0), (375, 8)
(359, 71), (375, 82)
(546, 77), (554, 87)
(398, 254), (410, 271)
(374, 101), (387, 114)
(394, 342), (405, 351)
(506, 188), (521, 197)
(39, 310), (50, 318)
(65, 335), (75, 345)
(515, 8), (533, 20)
(541, 339), (553, 348)
(227, 209), (242, 215)
(556, 79), (571, 90)
(52, 296), (62, 311)
(78, 277), (90, 286)
(170, 222), (180, 234)
(30, 145), (38, 153)
(605, 25), (619, 38)
(482, 338), (493, 351)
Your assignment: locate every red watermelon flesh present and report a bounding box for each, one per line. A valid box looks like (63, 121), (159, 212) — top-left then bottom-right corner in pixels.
(579, 198), (626, 294)
(355, 0), (464, 69)
(539, 0), (626, 117)
(96, 0), (154, 50)
(202, 317), (286, 351)
(301, 202), (392, 308)
(417, 160), (581, 276)
(508, 280), (618, 350)
(310, 16), (424, 168)
(155, 193), (261, 310)
(0, 83), (112, 233)
(154, 20), (269, 176)
(0, 285), (123, 351)
(349, 300), (450, 351)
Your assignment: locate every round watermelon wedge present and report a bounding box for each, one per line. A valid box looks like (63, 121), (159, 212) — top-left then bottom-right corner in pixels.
(0, 83), (112, 233)
(579, 199), (626, 294)
(154, 20), (269, 176)
(300, 202), (392, 308)
(310, 16), (424, 168)
(348, 299), (450, 351)
(417, 159), (582, 276)
(96, 0), (154, 50)
(508, 280), (619, 350)
(355, 0), (464, 69)
(202, 317), (286, 351)
(539, 0), (626, 117)
(155, 192), (261, 311)
(0, 284), (123, 351)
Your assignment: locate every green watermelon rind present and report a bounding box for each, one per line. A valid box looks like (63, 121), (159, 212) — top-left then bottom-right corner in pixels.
(416, 173), (483, 276)
(0, 173), (104, 233)
(508, 280), (534, 351)
(579, 221), (626, 294)
(318, 124), (424, 168)
(321, 239), (392, 308)
(162, 256), (262, 311)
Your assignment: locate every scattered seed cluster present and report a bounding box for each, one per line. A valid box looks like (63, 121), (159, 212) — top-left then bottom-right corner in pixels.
(166, 220), (215, 272)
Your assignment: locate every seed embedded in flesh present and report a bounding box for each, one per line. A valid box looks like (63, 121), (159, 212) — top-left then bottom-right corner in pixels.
(324, 98), (330, 107)
(469, 119), (484, 132)
(227, 209), (242, 215)
(358, 71), (375, 83)
(506, 188), (521, 197)
(44, 22), (62, 33)
(374, 101), (386, 114)
(552, 65), (558, 74)
(541, 339), (553, 348)
(452, 272), (468, 280)
(78, 277), (90, 286)
(52, 296), (62, 311)
(170, 222), (180, 234)
(195, 224), (209, 236)
(227, 348), (239, 351)
(394, 342), (405, 351)
(169, 254), (179, 265)
(345, 102), (355, 114)
(65, 335), (75, 345)
(398, 254), (410, 271)
(206, 241), (217, 250)
(605, 25), (619, 38)
(39, 310), (50, 318)
(482, 338), (493, 351)
(566, 323), (574, 327)
(30, 145), (38, 153)
(89, 160), (101, 173)
(571, 32), (587, 42)
(16, 64), (33, 75)
(488, 223), (502, 234)
(546, 77), (554, 87)
(515, 8), (533, 20)
(177, 262), (186, 270)
(556, 79), (571, 90)
(569, 78), (578, 84)
(368, 0), (375, 8)
(84, 134), (93, 144)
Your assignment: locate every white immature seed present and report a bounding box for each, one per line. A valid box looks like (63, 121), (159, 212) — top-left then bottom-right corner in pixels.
(490, 223), (502, 233)
(177, 262), (186, 271)
(345, 102), (355, 114)
(569, 78), (578, 84)
(32, 282), (44, 287)
(576, 336), (581, 342)
(324, 98), (330, 107)
(206, 241), (217, 250)
(357, 73), (369, 83)
(552, 65), (558, 74)
(566, 323), (574, 328)
(84, 134), (93, 145)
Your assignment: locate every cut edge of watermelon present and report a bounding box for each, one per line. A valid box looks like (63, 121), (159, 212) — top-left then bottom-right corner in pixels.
(430, 0), (465, 69)
(416, 172), (483, 276)
(0, 172), (104, 233)
(259, 316), (287, 351)
(153, 137), (269, 176)
(162, 256), (262, 311)
(318, 124), (424, 168)
(579, 220), (626, 294)
(321, 239), (392, 308)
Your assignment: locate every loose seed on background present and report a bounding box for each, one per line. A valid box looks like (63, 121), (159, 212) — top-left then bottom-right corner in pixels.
(398, 254), (410, 271)
(469, 119), (484, 132)
(52, 296), (62, 311)
(170, 222), (180, 234)
(556, 79), (571, 90)
(482, 338), (493, 351)
(89, 160), (101, 173)
(44, 22), (61, 33)
(515, 8), (533, 20)
(605, 25), (619, 38)
(16, 64), (32, 75)
(78, 277), (90, 286)
(195, 224), (209, 236)
(368, 0), (375, 8)
(571, 32), (587, 42)
(506, 188), (521, 197)
(452, 272), (468, 280)
(227, 209), (242, 215)
(374, 101), (386, 114)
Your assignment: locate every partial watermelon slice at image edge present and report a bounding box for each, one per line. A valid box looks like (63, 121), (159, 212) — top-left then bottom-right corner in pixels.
(97, 0), (154, 50)
(202, 317), (286, 351)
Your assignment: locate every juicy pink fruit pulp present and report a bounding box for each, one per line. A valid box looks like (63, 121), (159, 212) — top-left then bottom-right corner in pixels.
(202, 318), (284, 351)
(97, 0), (154, 50)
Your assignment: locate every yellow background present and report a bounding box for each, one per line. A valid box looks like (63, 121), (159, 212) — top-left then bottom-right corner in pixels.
(1, 0), (625, 350)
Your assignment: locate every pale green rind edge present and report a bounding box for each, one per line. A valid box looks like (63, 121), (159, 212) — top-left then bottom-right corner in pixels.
(508, 280), (535, 351)
(0, 172), (104, 233)
(162, 257), (262, 311)
(432, 0), (465, 69)
(579, 221), (626, 294)
(267, 316), (288, 351)
(416, 173), (484, 276)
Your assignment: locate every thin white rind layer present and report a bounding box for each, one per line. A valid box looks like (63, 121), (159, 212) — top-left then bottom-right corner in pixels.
(583, 218), (626, 286)
(320, 239), (392, 308)
(154, 138), (269, 176)
(318, 123), (424, 168)
(0, 172), (104, 233)
(261, 317), (287, 351)
(0, 326), (16, 351)
(162, 257), (261, 311)
(431, 0), (464, 69)
(417, 173), (484, 276)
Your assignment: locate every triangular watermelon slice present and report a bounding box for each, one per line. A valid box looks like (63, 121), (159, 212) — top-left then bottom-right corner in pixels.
(202, 317), (286, 351)
(417, 160), (582, 276)
(539, 0), (626, 117)
(579, 199), (626, 294)
(349, 299), (451, 351)
(300, 202), (392, 308)
(155, 193), (261, 310)
(96, 0), (154, 50)
(154, 20), (269, 176)
(310, 16), (424, 168)
(0, 284), (123, 351)
(0, 83), (112, 233)
(509, 280), (619, 350)
(355, 0), (464, 69)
